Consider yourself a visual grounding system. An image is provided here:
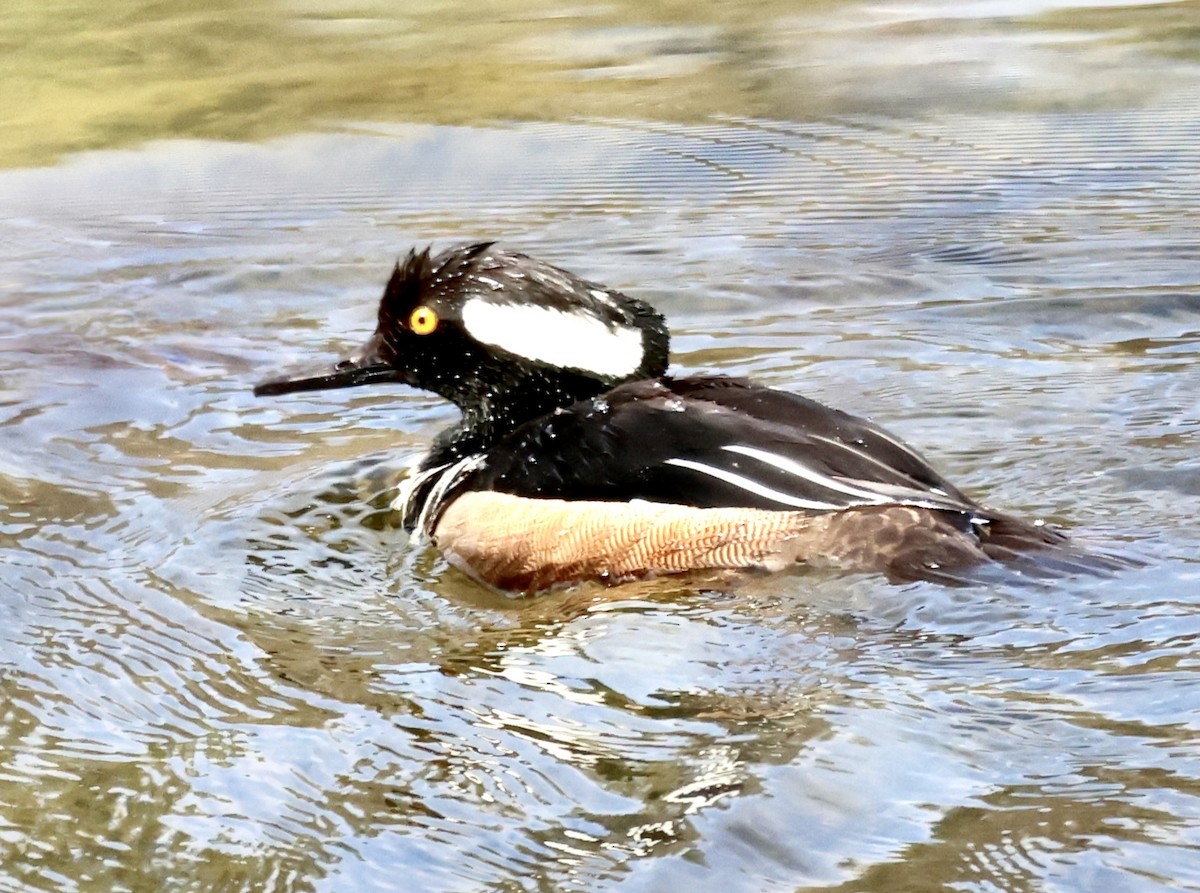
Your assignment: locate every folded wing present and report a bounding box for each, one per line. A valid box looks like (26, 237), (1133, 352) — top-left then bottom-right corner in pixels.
(469, 376), (978, 515)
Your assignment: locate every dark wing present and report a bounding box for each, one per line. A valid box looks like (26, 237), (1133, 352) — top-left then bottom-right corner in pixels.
(467, 376), (980, 515)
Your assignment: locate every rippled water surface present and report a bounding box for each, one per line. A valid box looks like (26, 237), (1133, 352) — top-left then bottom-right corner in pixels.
(2, 2), (1200, 891)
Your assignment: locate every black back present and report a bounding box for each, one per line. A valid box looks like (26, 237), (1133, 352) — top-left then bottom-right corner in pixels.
(461, 376), (976, 514)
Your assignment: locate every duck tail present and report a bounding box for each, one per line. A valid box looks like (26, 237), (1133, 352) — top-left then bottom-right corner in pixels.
(975, 512), (1139, 578)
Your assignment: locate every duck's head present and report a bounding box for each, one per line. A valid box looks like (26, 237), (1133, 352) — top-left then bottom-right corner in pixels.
(255, 242), (670, 427)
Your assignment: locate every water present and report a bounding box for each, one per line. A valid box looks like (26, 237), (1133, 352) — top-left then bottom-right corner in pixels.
(2, 2), (1199, 891)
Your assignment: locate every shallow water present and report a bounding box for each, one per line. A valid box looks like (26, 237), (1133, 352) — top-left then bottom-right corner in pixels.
(3, 2), (1200, 892)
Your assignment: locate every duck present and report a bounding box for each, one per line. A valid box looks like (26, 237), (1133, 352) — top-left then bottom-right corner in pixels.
(255, 241), (1114, 591)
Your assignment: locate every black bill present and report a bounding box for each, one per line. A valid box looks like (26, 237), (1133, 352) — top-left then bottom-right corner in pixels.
(254, 337), (399, 396)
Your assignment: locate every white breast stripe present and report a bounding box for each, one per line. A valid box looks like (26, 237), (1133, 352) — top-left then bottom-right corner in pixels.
(722, 444), (890, 504)
(393, 454), (485, 538)
(664, 458), (844, 511)
(461, 299), (643, 378)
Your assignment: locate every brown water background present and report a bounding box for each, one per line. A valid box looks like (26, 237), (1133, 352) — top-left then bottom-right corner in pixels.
(1, 2), (1199, 891)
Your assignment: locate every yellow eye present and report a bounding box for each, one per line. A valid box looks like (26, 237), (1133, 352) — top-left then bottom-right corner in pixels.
(409, 306), (438, 335)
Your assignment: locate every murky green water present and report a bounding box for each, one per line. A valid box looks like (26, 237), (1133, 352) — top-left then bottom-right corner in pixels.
(2, 2), (1199, 891)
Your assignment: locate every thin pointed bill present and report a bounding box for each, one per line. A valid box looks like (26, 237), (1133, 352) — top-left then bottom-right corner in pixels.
(253, 337), (399, 397)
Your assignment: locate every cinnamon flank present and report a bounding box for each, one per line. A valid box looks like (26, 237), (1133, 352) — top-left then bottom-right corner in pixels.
(432, 491), (993, 591)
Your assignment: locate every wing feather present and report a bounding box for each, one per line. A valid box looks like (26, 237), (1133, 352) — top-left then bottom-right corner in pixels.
(466, 376), (979, 515)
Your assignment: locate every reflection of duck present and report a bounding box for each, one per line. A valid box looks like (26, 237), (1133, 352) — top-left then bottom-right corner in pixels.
(256, 242), (1108, 591)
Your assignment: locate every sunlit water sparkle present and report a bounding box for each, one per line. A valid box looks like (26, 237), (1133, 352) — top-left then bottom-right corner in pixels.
(2, 35), (1199, 893)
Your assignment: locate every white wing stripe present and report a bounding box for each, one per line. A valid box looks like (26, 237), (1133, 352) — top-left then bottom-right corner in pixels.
(722, 444), (890, 504)
(664, 458), (845, 511)
(804, 433), (919, 478)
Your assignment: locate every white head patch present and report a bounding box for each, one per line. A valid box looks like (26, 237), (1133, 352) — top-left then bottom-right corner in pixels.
(460, 298), (644, 378)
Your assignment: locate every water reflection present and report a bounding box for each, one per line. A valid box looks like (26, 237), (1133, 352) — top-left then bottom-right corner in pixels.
(2, 2), (1200, 889)
(5, 0), (1199, 168)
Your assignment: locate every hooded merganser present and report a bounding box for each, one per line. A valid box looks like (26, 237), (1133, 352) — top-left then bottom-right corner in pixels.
(255, 242), (1109, 591)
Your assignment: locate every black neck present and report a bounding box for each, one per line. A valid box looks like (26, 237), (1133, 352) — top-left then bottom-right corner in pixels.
(421, 370), (611, 469)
